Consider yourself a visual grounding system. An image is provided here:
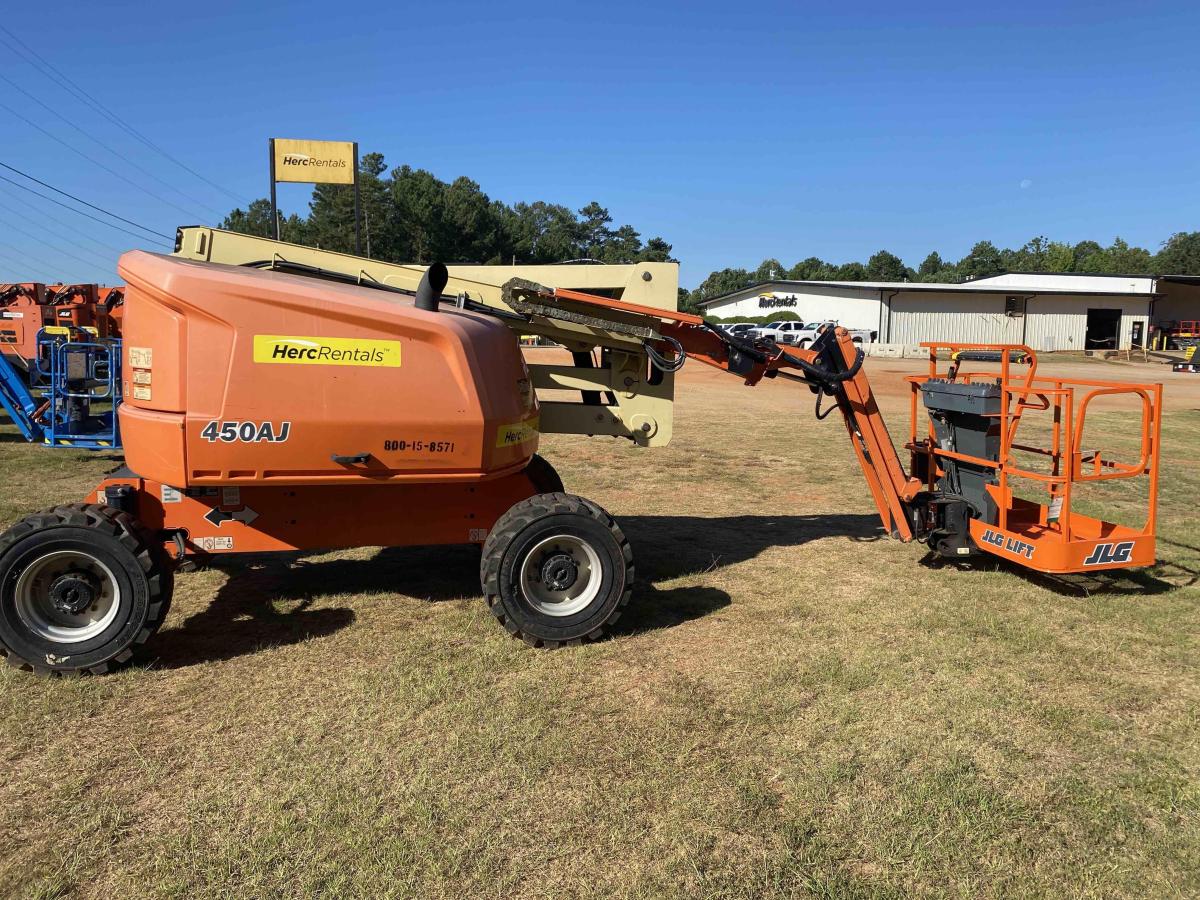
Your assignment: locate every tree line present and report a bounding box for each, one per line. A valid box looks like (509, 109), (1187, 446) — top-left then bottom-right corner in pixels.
(221, 152), (675, 268)
(219, 156), (1200, 315)
(686, 233), (1200, 311)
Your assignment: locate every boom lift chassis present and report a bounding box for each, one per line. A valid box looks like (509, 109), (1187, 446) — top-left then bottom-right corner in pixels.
(81, 278), (1158, 575)
(0, 235), (1163, 675)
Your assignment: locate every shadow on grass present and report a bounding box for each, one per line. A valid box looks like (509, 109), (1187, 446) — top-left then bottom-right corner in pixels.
(148, 563), (358, 671)
(919, 550), (1198, 597)
(614, 584), (732, 636)
(147, 514), (884, 668)
(620, 513), (884, 582)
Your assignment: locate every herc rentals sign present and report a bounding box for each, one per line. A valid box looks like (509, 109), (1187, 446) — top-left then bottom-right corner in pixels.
(268, 137), (361, 251)
(271, 139), (356, 185)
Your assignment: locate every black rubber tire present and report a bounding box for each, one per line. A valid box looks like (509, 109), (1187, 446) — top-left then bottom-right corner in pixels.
(524, 453), (565, 494)
(0, 503), (173, 676)
(481, 493), (633, 648)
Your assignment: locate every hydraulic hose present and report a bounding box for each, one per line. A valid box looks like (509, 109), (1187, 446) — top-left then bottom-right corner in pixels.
(785, 345), (865, 393)
(701, 321), (769, 364)
(644, 335), (687, 373)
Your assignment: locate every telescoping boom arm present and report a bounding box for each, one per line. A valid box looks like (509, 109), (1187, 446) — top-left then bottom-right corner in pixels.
(502, 281), (1162, 576)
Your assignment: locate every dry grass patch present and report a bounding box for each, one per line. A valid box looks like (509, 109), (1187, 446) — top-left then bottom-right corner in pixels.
(0, 355), (1198, 898)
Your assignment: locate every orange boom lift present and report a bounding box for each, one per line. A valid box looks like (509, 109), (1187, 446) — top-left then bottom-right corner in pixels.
(0, 252), (1162, 675)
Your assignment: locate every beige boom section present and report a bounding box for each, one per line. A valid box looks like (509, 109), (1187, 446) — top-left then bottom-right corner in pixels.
(172, 227), (680, 447)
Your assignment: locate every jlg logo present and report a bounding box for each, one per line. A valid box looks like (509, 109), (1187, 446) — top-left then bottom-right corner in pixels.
(979, 528), (1035, 560)
(1082, 541), (1135, 567)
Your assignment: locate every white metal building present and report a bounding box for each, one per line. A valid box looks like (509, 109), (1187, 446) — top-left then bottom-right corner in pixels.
(699, 273), (1200, 351)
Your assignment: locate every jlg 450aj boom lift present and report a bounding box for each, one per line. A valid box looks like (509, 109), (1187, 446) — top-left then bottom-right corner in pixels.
(0, 251), (1162, 675)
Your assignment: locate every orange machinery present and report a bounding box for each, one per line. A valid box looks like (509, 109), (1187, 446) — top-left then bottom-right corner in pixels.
(95, 285), (125, 338)
(0, 252), (1163, 675)
(42, 284), (100, 331)
(1, 283), (124, 373)
(0, 283), (48, 373)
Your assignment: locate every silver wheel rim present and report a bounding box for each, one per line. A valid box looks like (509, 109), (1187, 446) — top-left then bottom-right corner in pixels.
(518, 534), (603, 617)
(14, 550), (121, 644)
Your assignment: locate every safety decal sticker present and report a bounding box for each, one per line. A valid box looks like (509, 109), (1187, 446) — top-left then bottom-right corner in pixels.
(253, 335), (402, 368)
(195, 536), (234, 552)
(161, 485), (182, 504)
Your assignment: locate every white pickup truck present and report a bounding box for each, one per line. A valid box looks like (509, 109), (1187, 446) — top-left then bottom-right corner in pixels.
(748, 321), (808, 344)
(751, 320), (875, 347)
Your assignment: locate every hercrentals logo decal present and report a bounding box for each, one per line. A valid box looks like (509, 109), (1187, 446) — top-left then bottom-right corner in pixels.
(280, 153), (348, 171)
(496, 415), (539, 449)
(253, 335), (402, 368)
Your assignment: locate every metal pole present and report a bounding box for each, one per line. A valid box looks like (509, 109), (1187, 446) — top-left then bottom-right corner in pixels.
(269, 138), (279, 240)
(353, 142), (361, 255)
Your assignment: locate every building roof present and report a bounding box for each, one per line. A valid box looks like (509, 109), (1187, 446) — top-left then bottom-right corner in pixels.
(963, 272), (1157, 293)
(971, 270), (1200, 283)
(698, 277), (1162, 307)
(967, 271), (1200, 290)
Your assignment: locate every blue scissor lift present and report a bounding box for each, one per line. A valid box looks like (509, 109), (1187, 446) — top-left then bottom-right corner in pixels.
(0, 328), (121, 450)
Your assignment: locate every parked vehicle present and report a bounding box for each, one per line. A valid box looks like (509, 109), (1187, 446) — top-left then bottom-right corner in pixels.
(717, 322), (757, 337)
(788, 321), (876, 348)
(749, 321), (808, 343)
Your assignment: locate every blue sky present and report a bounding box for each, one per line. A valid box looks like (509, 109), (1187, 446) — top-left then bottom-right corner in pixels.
(1, 0), (1197, 288)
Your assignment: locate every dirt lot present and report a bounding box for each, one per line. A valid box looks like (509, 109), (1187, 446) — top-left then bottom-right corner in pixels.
(0, 351), (1197, 899)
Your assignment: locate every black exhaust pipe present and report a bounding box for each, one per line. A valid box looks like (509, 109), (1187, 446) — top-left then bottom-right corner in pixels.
(414, 263), (449, 312)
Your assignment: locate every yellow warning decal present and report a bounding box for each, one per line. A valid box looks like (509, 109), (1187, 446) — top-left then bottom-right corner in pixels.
(253, 335), (402, 368)
(496, 415), (539, 449)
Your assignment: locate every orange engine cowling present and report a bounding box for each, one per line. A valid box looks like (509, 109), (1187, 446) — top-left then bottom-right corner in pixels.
(116, 251), (538, 488)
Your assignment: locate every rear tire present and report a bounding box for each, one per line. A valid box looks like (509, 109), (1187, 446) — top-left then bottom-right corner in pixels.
(481, 493), (633, 648)
(0, 503), (173, 676)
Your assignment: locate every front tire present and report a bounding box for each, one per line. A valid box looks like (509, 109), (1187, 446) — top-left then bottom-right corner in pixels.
(0, 504), (173, 675)
(481, 494), (633, 648)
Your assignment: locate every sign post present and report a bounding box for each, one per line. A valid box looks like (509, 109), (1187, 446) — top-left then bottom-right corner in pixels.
(268, 138), (360, 253)
(268, 138), (279, 240)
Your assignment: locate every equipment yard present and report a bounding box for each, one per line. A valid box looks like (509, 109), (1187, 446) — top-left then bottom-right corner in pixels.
(1, 351), (1196, 899)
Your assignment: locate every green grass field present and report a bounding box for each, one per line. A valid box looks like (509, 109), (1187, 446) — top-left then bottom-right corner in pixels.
(0, 356), (1197, 899)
